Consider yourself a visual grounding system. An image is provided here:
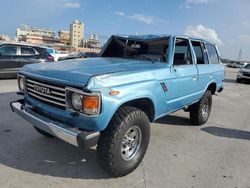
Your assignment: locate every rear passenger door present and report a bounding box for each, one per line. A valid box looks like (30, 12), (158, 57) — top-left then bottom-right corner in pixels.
(168, 38), (199, 111)
(17, 46), (40, 68)
(0, 45), (18, 72)
(190, 40), (223, 92)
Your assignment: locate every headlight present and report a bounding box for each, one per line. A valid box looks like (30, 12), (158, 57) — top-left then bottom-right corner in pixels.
(66, 88), (100, 116)
(71, 93), (82, 110)
(18, 76), (25, 91)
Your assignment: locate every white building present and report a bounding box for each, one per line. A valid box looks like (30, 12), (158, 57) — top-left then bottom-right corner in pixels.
(70, 20), (84, 48)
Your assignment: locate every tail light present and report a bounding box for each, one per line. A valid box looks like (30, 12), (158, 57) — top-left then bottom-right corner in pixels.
(48, 55), (54, 62)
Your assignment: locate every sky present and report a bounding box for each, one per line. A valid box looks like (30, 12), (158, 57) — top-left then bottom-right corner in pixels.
(0, 0), (250, 60)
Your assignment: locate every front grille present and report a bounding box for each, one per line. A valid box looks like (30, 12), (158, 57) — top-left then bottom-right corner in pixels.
(26, 78), (66, 109)
(243, 72), (250, 77)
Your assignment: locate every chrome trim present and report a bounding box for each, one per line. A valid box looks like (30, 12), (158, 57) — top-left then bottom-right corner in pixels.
(10, 101), (100, 148)
(28, 92), (66, 107)
(27, 87), (65, 102)
(51, 91), (65, 96)
(27, 79), (65, 91)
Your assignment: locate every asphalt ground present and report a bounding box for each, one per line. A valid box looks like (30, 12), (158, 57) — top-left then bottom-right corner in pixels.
(0, 67), (249, 188)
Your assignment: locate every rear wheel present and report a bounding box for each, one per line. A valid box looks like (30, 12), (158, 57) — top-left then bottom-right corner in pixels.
(189, 90), (212, 125)
(33, 126), (54, 138)
(97, 106), (150, 177)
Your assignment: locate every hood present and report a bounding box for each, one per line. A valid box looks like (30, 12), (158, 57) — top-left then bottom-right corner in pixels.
(20, 57), (163, 87)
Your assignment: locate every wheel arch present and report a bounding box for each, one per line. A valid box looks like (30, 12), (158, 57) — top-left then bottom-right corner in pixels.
(206, 82), (217, 95)
(115, 97), (155, 122)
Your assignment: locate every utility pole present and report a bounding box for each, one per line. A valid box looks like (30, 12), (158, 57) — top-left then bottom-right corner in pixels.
(237, 49), (242, 61)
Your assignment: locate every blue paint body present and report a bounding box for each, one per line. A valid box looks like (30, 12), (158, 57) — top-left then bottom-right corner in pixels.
(19, 35), (224, 131)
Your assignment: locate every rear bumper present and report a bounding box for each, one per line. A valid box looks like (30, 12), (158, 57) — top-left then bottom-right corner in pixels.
(10, 100), (100, 149)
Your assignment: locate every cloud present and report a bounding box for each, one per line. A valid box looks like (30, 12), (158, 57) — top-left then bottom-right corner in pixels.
(186, 0), (209, 4)
(242, 21), (250, 27)
(113, 11), (168, 25)
(180, 0), (219, 9)
(114, 11), (125, 16)
(62, 2), (80, 8)
(128, 14), (168, 25)
(184, 24), (223, 46)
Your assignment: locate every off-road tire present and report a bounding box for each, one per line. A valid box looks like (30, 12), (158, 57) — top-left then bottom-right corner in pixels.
(97, 106), (150, 177)
(189, 90), (212, 125)
(34, 126), (55, 138)
(236, 78), (242, 83)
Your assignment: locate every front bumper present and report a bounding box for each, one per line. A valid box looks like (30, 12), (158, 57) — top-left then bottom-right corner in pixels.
(10, 100), (100, 149)
(237, 74), (250, 80)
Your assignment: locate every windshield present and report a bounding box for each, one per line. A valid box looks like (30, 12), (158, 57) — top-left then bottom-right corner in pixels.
(244, 64), (250, 69)
(101, 36), (169, 62)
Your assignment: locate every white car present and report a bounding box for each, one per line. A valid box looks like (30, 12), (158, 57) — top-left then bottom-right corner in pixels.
(237, 64), (250, 83)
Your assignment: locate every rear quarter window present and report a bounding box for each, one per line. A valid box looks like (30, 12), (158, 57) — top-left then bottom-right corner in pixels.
(46, 48), (55, 54)
(206, 44), (220, 64)
(20, 46), (36, 55)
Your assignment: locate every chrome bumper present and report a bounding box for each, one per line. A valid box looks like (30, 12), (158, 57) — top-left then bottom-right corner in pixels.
(10, 100), (100, 149)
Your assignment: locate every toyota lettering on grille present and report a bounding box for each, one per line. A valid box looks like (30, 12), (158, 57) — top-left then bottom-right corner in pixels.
(33, 84), (51, 95)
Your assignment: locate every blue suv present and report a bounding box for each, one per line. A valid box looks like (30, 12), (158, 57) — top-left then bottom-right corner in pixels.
(11, 35), (224, 177)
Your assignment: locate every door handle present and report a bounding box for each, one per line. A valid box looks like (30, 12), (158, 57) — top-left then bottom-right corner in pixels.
(192, 76), (197, 80)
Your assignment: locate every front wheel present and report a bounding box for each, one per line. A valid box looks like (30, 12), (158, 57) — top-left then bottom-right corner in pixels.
(97, 106), (150, 177)
(189, 90), (212, 125)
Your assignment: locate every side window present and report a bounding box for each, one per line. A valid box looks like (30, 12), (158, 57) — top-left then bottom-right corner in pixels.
(191, 41), (209, 64)
(0, 45), (17, 55)
(174, 38), (193, 66)
(206, 44), (219, 64)
(20, 47), (36, 55)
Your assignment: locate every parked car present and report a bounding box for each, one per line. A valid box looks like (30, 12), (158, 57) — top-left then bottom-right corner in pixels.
(0, 43), (54, 78)
(230, 61), (247, 68)
(11, 35), (224, 177)
(58, 52), (99, 61)
(227, 62), (234, 67)
(237, 63), (250, 83)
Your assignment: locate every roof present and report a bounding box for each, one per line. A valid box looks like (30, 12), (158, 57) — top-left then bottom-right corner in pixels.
(113, 34), (214, 44)
(0, 41), (53, 49)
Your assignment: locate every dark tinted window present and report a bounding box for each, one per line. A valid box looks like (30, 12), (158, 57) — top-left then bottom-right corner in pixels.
(244, 64), (250, 69)
(206, 44), (219, 64)
(173, 38), (193, 65)
(0, 45), (17, 55)
(21, 46), (36, 55)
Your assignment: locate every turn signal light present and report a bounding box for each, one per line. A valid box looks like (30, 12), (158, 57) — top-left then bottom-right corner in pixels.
(83, 95), (100, 115)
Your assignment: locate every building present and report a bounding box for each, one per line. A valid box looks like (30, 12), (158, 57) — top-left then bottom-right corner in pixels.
(59, 30), (70, 45)
(0, 34), (11, 41)
(70, 20), (84, 47)
(19, 35), (60, 45)
(85, 34), (100, 49)
(16, 24), (60, 45)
